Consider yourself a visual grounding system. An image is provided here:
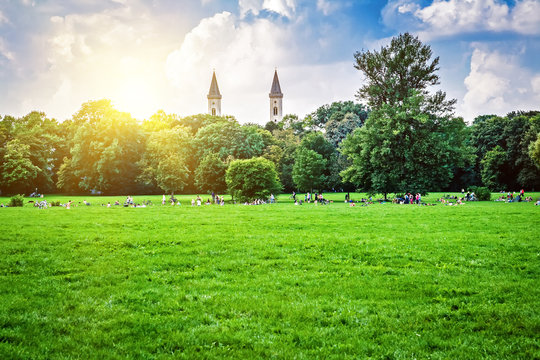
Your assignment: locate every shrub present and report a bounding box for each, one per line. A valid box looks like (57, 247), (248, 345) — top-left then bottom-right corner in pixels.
(9, 194), (25, 207)
(469, 186), (491, 201)
(226, 157), (282, 202)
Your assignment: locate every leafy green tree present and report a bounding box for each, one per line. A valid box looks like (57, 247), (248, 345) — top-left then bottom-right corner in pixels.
(271, 128), (301, 192)
(195, 153), (228, 194)
(0, 112), (62, 194)
(354, 32), (455, 114)
(292, 147), (327, 192)
(138, 126), (192, 195)
(0, 139), (40, 194)
(342, 33), (470, 198)
(325, 112), (364, 148)
(155, 154), (190, 195)
(341, 92), (471, 198)
(470, 112), (540, 190)
(529, 133), (540, 168)
(226, 157), (281, 202)
(142, 110), (181, 133)
(299, 132), (339, 189)
(178, 114), (229, 135)
(311, 101), (368, 129)
(480, 146), (508, 191)
(194, 120), (264, 162)
(58, 100), (144, 194)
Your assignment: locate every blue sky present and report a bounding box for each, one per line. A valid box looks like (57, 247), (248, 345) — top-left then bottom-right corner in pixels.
(0, 0), (539, 123)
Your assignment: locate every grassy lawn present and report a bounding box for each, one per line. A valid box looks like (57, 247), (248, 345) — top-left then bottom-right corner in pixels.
(0, 193), (539, 358)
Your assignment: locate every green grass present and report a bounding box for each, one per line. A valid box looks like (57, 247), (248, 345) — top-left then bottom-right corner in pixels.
(0, 193), (539, 359)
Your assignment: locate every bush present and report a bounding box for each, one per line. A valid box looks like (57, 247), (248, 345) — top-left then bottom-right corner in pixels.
(226, 157), (282, 202)
(9, 194), (25, 207)
(469, 186), (491, 201)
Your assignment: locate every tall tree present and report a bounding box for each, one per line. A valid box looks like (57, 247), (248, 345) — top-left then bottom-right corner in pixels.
(342, 33), (470, 197)
(0, 112), (62, 194)
(58, 100), (144, 194)
(195, 153), (228, 194)
(0, 139), (40, 194)
(292, 147), (327, 192)
(138, 126), (192, 195)
(354, 32), (455, 114)
(341, 92), (471, 198)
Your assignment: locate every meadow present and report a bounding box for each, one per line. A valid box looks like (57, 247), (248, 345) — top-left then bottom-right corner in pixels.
(0, 193), (539, 359)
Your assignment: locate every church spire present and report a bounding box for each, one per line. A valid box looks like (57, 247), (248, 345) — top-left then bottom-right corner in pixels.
(207, 70), (222, 116)
(269, 70), (283, 123)
(270, 69), (283, 96)
(207, 70), (222, 99)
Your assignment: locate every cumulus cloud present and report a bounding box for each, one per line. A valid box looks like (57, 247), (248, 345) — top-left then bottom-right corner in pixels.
(166, 10), (359, 123)
(316, 0), (341, 15)
(461, 45), (540, 121)
(2, 0), (359, 123)
(239, 0), (296, 18)
(12, 3), (178, 120)
(382, 0), (540, 39)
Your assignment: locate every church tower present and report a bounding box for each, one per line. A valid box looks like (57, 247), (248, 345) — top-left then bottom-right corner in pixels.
(269, 70), (283, 123)
(207, 70), (222, 116)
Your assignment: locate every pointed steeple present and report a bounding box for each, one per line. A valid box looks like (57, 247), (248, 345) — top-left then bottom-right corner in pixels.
(269, 70), (283, 123)
(269, 70), (283, 97)
(207, 70), (222, 99)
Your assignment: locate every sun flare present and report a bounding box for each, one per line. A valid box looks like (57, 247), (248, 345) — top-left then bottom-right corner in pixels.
(113, 78), (157, 120)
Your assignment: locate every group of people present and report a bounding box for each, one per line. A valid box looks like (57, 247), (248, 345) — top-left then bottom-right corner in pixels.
(494, 189), (530, 203)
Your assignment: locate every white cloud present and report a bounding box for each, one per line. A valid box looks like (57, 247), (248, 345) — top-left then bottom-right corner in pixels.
(382, 0), (540, 39)
(239, 0), (296, 18)
(461, 45), (540, 121)
(0, 37), (14, 61)
(166, 10), (359, 123)
(316, 0), (341, 15)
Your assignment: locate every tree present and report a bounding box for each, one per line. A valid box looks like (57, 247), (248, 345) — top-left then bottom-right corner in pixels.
(195, 153), (228, 194)
(311, 101), (368, 129)
(138, 126), (192, 195)
(0, 112), (62, 194)
(469, 112), (540, 190)
(58, 100), (144, 194)
(342, 33), (470, 198)
(193, 120), (264, 162)
(226, 157), (281, 202)
(155, 155), (190, 195)
(354, 32), (455, 115)
(0, 139), (40, 194)
(299, 132), (339, 189)
(341, 92), (471, 198)
(292, 147), (327, 192)
(325, 112), (364, 148)
(529, 133), (540, 168)
(271, 128), (301, 192)
(480, 146), (508, 191)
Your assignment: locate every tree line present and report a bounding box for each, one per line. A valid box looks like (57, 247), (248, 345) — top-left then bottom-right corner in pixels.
(1, 33), (539, 199)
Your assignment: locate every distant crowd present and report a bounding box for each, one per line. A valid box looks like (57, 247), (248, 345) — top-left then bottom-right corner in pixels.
(2, 189), (540, 208)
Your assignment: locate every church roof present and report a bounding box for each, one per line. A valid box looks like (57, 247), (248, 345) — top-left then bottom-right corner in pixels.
(270, 70), (283, 96)
(207, 70), (222, 99)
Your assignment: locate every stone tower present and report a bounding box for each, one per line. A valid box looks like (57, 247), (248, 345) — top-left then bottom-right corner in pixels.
(207, 70), (222, 116)
(269, 70), (283, 123)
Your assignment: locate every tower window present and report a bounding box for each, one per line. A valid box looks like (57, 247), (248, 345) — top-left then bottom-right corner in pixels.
(273, 107), (278, 116)
(212, 108), (216, 116)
